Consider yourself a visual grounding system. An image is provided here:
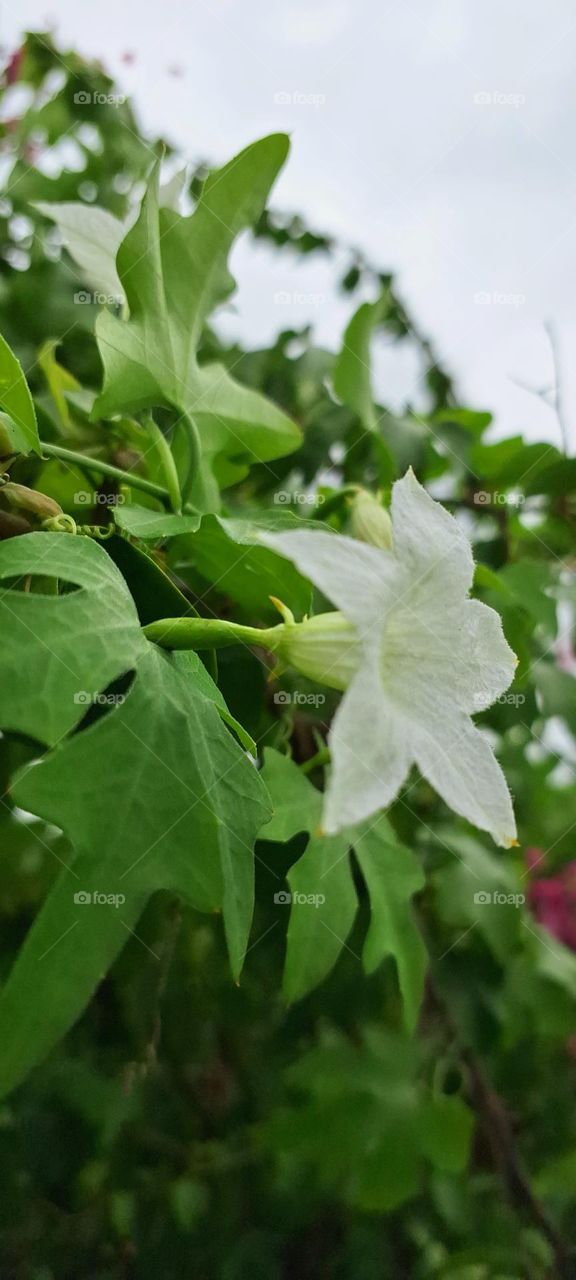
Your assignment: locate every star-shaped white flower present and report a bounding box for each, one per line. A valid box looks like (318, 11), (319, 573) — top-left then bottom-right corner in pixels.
(262, 470), (517, 846)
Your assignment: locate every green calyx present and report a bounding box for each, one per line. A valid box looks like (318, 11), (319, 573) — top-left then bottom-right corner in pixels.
(273, 609), (360, 691)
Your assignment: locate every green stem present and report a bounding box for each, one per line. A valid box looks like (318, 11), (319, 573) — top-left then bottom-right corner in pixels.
(144, 615), (283, 652)
(142, 417), (182, 513)
(177, 412), (203, 508)
(300, 746), (331, 775)
(313, 484), (359, 520)
(39, 441), (174, 505)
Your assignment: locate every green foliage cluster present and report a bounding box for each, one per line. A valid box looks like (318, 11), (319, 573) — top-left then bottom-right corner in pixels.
(0, 30), (575, 1279)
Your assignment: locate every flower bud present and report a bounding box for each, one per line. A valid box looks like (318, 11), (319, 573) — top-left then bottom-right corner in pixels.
(348, 489), (393, 549)
(273, 610), (360, 692)
(1, 482), (63, 520)
(0, 417), (15, 459)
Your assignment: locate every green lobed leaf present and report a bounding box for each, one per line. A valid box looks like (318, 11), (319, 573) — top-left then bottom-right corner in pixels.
(260, 1028), (473, 1212)
(353, 816), (427, 1032)
(35, 201), (126, 301)
(171, 511), (314, 620)
(91, 136), (302, 510)
(113, 503), (201, 541)
(261, 749), (427, 1020)
(261, 750), (356, 1001)
(0, 333), (41, 455)
(0, 533), (270, 1097)
(333, 294), (395, 482)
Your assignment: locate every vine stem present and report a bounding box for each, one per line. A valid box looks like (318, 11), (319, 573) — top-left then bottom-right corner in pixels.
(426, 979), (574, 1277)
(300, 746), (331, 775)
(177, 412), (203, 508)
(39, 440), (180, 506)
(143, 615), (283, 651)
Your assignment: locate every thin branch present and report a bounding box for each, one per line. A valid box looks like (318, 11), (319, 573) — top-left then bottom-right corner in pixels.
(545, 319), (570, 456)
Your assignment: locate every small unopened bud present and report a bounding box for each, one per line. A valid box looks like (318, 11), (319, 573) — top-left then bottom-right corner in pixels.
(1, 482), (63, 520)
(348, 489), (393, 549)
(0, 418), (14, 459)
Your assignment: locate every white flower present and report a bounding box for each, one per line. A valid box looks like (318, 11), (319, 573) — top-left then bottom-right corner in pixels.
(262, 469), (517, 847)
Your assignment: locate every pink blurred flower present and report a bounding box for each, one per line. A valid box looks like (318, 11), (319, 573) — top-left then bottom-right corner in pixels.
(527, 851), (576, 951)
(5, 47), (23, 85)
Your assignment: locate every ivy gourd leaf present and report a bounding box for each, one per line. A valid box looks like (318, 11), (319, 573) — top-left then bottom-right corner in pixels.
(113, 503), (201, 541)
(333, 296), (386, 432)
(0, 333), (41, 456)
(261, 750), (426, 1023)
(261, 749), (357, 1002)
(171, 511), (314, 620)
(35, 202), (126, 301)
(0, 533), (270, 1099)
(352, 817), (427, 1033)
(176, 649), (257, 756)
(0, 532), (145, 745)
(35, 180), (188, 304)
(92, 135), (301, 509)
(260, 1028), (472, 1211)
(332, 295), (395, 483)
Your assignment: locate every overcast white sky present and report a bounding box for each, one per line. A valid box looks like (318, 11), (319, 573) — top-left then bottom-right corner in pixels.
(4, 0), (576, 447)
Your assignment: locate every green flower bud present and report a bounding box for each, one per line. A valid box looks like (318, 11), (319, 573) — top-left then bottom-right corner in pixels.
(0, 418), (14, 459)
(1, 482), (63, 521)
(348, 489), (393, 549)
(272, 610), (360, 692)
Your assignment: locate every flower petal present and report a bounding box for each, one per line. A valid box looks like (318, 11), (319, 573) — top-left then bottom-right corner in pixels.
(379, 597), (517, 717)
(458, 599), (517, 712)
(391, 469), (474, 606)
(260, 529), (401, 631)
(322, 655), (411, 833)
(412, 713), (517, 847)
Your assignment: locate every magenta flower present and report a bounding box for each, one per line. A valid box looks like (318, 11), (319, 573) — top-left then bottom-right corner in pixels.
(527, 851), (576, 952)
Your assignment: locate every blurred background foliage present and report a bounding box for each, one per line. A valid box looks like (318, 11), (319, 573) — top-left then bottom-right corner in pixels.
(1, 30), (576, 1280)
